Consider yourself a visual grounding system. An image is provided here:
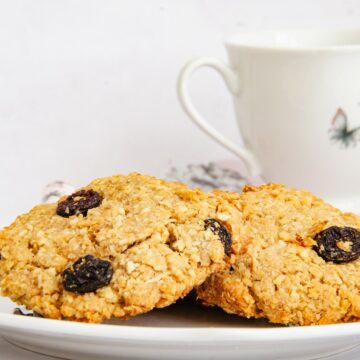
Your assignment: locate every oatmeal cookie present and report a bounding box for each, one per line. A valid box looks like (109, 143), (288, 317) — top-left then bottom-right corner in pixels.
(197, 184), (360, 325)
(0, 173), (242, 323)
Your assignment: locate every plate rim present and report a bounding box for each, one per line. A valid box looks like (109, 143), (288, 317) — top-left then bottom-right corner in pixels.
(0, 312), (360, 343)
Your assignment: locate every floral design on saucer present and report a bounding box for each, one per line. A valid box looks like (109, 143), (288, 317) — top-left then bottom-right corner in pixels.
(165, 162), (247, 191)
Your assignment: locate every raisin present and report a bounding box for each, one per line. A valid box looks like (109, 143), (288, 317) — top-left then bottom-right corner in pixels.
(63, 255), (113, 293)
(204, 218), (232, 254)
(56, 189), (102, 217)
(313, 226), (360, 263)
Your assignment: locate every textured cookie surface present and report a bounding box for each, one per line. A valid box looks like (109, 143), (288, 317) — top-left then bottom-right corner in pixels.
(197, 184), (360, 326)
(0, 173), (241, 323)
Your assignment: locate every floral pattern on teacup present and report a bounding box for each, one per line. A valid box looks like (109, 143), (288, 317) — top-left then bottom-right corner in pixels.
(329, 108), (360, 148)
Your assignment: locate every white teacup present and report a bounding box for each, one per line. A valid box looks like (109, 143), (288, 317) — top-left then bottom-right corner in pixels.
(178, 30), (360, 210)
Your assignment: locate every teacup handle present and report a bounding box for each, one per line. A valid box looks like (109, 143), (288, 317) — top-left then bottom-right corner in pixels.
(177, 57), (261, 178)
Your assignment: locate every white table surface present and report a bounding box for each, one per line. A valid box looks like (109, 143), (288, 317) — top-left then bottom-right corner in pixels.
(0, 336), (358, 360)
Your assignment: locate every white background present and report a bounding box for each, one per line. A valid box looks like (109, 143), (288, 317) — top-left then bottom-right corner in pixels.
(1, 1), (360, 358)
(2, 0), (360, 225)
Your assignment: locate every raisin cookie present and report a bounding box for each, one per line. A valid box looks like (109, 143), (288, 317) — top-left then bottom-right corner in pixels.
(197, 184), (360, 326)
(0, 173), (242, 323)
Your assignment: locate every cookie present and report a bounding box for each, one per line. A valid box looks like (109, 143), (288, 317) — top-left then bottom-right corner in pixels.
(197, 184), (360, 325)
(0, 173), (242, 323)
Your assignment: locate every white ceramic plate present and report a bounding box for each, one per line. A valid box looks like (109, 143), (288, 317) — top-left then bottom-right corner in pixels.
(0, 297), (360, 360)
